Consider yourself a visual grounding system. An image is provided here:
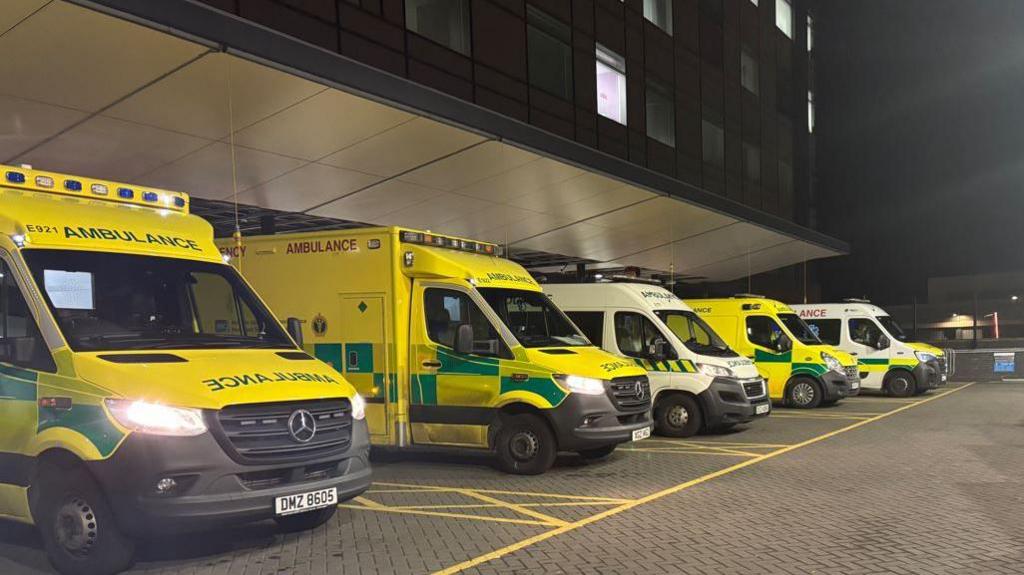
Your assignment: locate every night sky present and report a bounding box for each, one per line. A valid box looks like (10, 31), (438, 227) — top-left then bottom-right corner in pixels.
(815, 0), (1024, 305)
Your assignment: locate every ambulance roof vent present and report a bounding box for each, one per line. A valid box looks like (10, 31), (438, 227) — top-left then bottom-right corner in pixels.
(733, 293), (765, 299)
(842, 298), (872, 304)
(1, 164), (189, 213)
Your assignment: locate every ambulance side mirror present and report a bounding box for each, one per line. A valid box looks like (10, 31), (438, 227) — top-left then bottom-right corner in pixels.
(286, 317), (304, 348)
(877, 334), (890, 350)
(777, 333), (792, 353)
(454, 324), (474, 355)
(648, 338), (668, 360)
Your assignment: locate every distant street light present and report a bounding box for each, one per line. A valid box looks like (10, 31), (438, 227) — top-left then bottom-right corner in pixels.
(1012, 295), (1019, 301)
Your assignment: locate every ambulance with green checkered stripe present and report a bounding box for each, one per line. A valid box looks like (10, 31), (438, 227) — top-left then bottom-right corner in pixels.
(793, 300), (948, 396)
(0, 165), (371, 575)
(221, 227), (653, 475)
(685, 295), (861, 408)
(545, 281), (770, 437)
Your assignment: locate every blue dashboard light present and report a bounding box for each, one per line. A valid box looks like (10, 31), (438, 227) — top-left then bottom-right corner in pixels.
(173, 197), (186, 208)
(142, 191), (158, 202)
(64, 179), (82, 192)
(117, 187), (134, 199)
(5, 171), (25, 184)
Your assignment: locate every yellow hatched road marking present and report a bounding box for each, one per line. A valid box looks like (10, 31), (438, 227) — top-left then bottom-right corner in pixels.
(372, 482), (630, 503)
(456, 489), (570, 527)
(386, 501), (624, 511)
(338, 503), (560, 527)
(618, 447), (754, 457)
(771, 413), (873, 420)
(432, 383), (975, 574)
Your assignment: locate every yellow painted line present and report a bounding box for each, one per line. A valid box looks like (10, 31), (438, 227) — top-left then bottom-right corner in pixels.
(770, 413), (872, 421)
(457, 489), (570, 527)
(338, 504), (560, 527)
(373, 482), (630, 503)
(663, 440), (791, 448)
(388, 501), (624, 511)
(618, 447), (754, 457)
(352, 495), (386, 509)
(433, 383), (974, 575)
(364, 488), (447, 494)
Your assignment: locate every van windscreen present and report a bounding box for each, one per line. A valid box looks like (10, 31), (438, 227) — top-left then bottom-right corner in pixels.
(479, 288), (590, 348)
(22, 249), (293, 352)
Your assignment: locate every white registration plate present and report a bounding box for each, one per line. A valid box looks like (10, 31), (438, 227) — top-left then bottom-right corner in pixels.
(851, 379), (860, 390)
(755, 403), (770, 415)
(274, 487), (337, 516)
(632, 426), (652, 441)
(941, 374), (948, 382)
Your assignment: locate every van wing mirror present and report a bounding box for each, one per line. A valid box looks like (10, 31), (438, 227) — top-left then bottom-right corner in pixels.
(286, 317), (304, 348)
(649, 337), (668, 360)
(777, 333), (792, 353)
(877, 334), (890, 350)
(454, 324), (474, 355)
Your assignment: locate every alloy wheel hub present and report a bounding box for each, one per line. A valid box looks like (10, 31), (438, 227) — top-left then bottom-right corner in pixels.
(793, 383), (815, 406)
(668, 404), (690, 427)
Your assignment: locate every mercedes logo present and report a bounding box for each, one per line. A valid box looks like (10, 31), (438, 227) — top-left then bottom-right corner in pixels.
(287, 409), (317, 443)
(634, 381), (647, 401)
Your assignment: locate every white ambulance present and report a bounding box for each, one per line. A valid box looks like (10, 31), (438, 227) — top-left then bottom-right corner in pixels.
(793, 300), (948, 396)
(546, 282), (770, 437)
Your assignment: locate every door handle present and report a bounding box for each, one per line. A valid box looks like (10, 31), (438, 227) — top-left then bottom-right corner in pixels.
(421, 360), (442, 369)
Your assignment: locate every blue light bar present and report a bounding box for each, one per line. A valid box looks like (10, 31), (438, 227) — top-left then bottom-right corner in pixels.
(117, 187), (134, 199)
(5, 171), (25, 184)
(64, 179), (82, 192)
(173, 197), (186, 208)
(142, 191), (158, 202)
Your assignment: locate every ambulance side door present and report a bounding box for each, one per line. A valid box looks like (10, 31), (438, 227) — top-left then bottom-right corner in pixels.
(611, 311), (680, 396)
(744, 315), (792, 400)
(847, 317), (888, 389)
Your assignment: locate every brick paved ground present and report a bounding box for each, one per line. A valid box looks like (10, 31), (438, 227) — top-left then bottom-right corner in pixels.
(1, 382), (1020, 574)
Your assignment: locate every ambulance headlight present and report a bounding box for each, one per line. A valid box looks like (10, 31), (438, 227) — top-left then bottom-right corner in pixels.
(915, 351), (937, 363)
(553, 374), (606, 395)
(104, 399), (207, 437)
(697, 363), (733, 377)
(351, 393), (366, 420)
(821, 352), (843, 373)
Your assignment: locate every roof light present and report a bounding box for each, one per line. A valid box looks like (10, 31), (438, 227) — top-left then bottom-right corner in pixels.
(173, 196), (186, 208)
(118, 187), (134, 199)
(400, 231), (424, 243)
(5, 171), (25, 184)
(10, 234), (25, 248)
(64, 179), (82, 192)
(142, 191), (158, 202)
(34, 176), (54, 189)
(91, 183), (108, 196)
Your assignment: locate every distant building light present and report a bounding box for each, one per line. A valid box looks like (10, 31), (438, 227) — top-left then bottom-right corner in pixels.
(1012, 295), (1019, 301)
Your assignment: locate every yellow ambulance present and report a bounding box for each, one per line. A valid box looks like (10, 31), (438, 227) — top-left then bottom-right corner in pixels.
(222, 227), (653, 475)
(0, 165), (371, 575)
(685, 295), (860, 408)
(793, 300), (947, 396)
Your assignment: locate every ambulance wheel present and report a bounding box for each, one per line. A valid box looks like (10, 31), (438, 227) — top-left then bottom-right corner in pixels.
(786, 377), (822, 409)
(34, 461), (136, 575)
(885, 371), (917, 398)
(494, 413), (557, 475)
(577, 444), (617, 460)
(654, 393), (702, 437)
(274, 505), (337, 533)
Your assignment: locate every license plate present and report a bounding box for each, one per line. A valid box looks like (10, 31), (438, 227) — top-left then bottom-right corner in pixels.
(851, 380), (860, 390)
(755, 403), (770, 415)
(632, 426), (651, 441)
(275, 487), (337, 516)
(941, 374), (948, 382)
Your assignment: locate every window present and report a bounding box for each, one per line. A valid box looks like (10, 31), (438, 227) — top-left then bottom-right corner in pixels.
(480, 288), (590, 348)
(643, 0), (673, 35)
(656, 310), (735, 356)
(527, 6), (573, 100)
(743, 142), (761, 183)
(805, 318), (841, 346)
(877, 316), (909, 342)
(849, 318), (885, 348)
(741, 48), (758, 95)
(405, 0), (471, 55)
(596, 44), (627, 125)
(646, 79), (675, 147)
(702, 120), (725, 168)
(24, 250), (292, 352)
(746, 315), (786, 350)
(807, 14), (814, 51)
(776, 0), (793, 38)
(778, 313), (822, 344)
(0, 260), (55, 372)
(807, 90), (815, 133)
(779, 161), (793, 198)
(565, 311), (604, 347)
(615, 312), (675, 360)
(424, 288), (506, 357)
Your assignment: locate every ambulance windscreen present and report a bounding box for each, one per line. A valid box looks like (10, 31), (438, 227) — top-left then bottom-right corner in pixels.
(777, 313), (823, 345)
(23, 250), (293, 352)
(479, 288), (590, 348)
(654, 310), (735, 357)
(876, 316), (908, 341)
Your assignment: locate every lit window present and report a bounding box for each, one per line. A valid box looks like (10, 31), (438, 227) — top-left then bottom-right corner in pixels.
(646, 79), (675, 147)
(776, 0), (792, 39)
(807, 14), (814, 51)
(750, 0), (759, 5)
(742, 142), (760, 183)
(405, 0), (471, 55)
(741, 48), (758, 95)
(644, 0), (673, 35)
(527, 6), (573, 100)
(702, 120), (725, 168)
(596, 44), (627, 125)
(808, 90), (815, 133)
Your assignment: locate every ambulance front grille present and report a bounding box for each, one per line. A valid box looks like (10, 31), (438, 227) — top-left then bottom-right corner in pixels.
(212, 399), (353, 464)
(607, 376), (652, 412)
(844, 366), (860, 383)
(742, 379), (766, 399)
(937, 356), (948, 374)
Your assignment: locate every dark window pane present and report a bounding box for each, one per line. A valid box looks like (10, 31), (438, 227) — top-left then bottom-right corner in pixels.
(849, 318), (884, 348)
(0, 259), (55, 372)
(646, 79), (675, 147)
(424, 288), (506, 357)
(527, 6), (573, 100)
(702, 120), (725, 168)
(405, 0), (471, 55)
(746, 315), (784, 349)
(644, 0), (673, 35)
(805, 318), (841, 346)
(615, 312), (676, 360)
(743, 142), (761, 183)
(565, 311), (604, 347)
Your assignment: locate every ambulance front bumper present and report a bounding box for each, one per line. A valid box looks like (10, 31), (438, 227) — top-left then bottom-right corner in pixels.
(913, 360), (943, 390)
(821, 370), (858, 402)
(547, 382), (653, 450)
(86, 419), (372, 535)
(699, 377), (771, 429)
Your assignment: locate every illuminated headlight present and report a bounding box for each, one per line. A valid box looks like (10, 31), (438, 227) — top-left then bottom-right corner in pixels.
(351, 393), (366, 420)
(697, 363), (733, 377)
(915, 351), (937, 363)
(821, 352), (843, 373)
(553, 374), (605, 395)
(104, 399), (206, 437)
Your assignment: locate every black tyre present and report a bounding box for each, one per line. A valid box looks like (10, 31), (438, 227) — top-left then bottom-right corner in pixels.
(786, 377), (823, 409)
(494, 413), (557, 475)
(273, 505), (337, 533)
(885, 370), (917, 398)
(577, 444), (617, 460)
(654, 393), (702, 437)
(33, 460), (135, 575)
